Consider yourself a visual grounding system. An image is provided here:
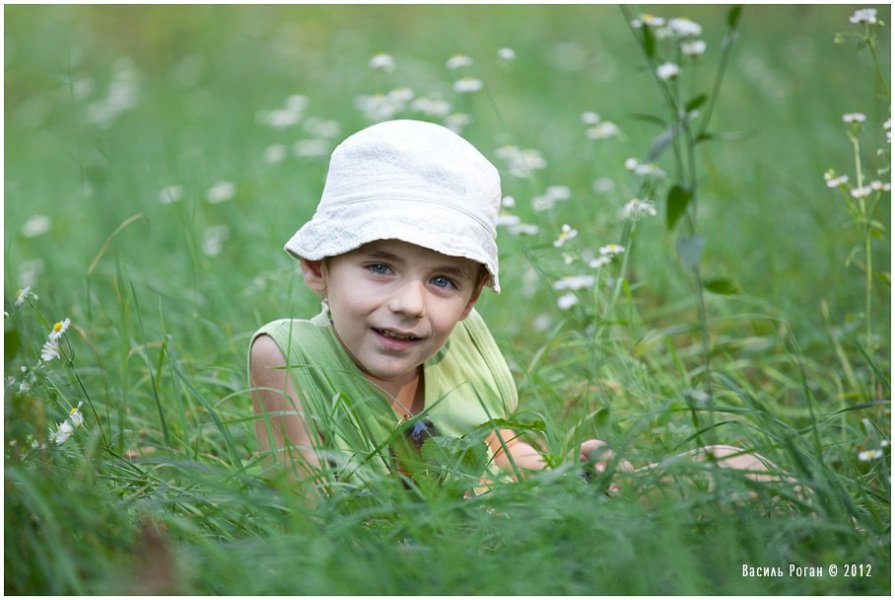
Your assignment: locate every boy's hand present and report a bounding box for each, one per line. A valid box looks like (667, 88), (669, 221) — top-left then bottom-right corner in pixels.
(578, 439), (635, 488)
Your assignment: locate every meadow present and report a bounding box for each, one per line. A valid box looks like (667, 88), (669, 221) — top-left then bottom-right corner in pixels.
(4, 4), (891, 595)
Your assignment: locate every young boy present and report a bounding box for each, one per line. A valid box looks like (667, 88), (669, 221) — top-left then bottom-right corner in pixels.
(249, 119), (771, 495)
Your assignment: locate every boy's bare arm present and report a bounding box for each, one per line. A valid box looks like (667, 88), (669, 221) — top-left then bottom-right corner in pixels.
(249, 335), (321, 479)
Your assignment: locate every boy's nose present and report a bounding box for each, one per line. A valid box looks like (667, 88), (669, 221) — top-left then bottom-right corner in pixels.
(388, 280), (426, 317)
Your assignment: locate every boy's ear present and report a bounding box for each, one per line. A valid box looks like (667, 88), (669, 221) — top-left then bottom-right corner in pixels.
(300, 259), (327, 294)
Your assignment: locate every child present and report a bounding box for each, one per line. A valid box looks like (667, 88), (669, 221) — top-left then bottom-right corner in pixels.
(249, 119), (774, 496)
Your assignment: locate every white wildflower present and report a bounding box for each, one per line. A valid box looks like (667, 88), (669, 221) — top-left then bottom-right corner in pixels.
(294, 139), (330, 157)
(502, 196), (516, 208)
(304, 116), (342, 139)
(495, 145), (547, 178)
(593, 178), (615, 194)
(632, 14), (666, 28)
(206, 181), (236, 204)
(858, 448), (883, 461)
(546, 185), (572, 201)
(850, 186), (873, 199)
(589, 256), (612, 269)
(553, 224), (578, 248)
(446, 54), (473, 69)
(556, 293), (579, 311)
(599, 244), (625, 257)
(681, 40), (707, 56)
(532, 313), (552, 332)
(51, 419), (75, 445)
(285, 94), (309, 113)
(355, 93), (404, 121)
(369, 53), (396, 71)
(411, 96), (452, 118)
(49, 318), (71, 341)
(581, 111), (600, 125)
(41, 339), (60, 362)
(619, 198), (658, 221)
(498, 47), (516, 61)
(668, 18), (702, 37)
(507, 223), (540, 235)
(586, 121), (622, 140)
(626, 157), (668, 178)
(263, 144), (287, 164)
(870, 180), (891, 191)
(453, 77), (483, 93)
(202, 225), (230, 257)
(496, 214), (521, 227)
(21, 215), (51, 238)
(824, 171), (849, 188)
(849, 8), (878, 24)
(842, 113), (867, 124)
(656, 62), (681, 81)
(553, 275), (596, 291)
(444, 112), (472, 133)
(15, 287), (32, 307)
(159, 185), (183, 204)
(68, 402), (85, 428)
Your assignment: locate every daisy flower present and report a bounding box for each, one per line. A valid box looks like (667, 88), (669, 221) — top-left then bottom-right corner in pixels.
(556, 293), (579, 311)
(668, 17), (702, 37)
(849, 8), (878, 24)
(553, 275), (596, 291)
(369, 53), (396, 71)
(858, 448), (883, 461)
(681, 40), (707, 56)
(14, 287), (32, 307)
(553, 224), (578, 248)
(656, 62), (681, 81)
(206, 181), (236, 204)
(498, 48), (516, 61)
(842, 113), (867, 124)
(599, 244), (625, 257)
(446, 54), (473, 70)
(453, 77), (483, 93)
(619, 199), (658, 221)
(49, 318), (71, 341)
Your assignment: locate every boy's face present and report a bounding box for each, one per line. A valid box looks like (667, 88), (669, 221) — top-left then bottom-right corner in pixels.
(302, 239), (485, 393)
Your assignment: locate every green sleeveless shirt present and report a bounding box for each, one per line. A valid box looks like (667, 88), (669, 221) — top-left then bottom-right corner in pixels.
(251, 309), (518, 483)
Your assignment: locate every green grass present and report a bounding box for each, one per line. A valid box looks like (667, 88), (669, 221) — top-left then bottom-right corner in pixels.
(5, 4), (891, 595)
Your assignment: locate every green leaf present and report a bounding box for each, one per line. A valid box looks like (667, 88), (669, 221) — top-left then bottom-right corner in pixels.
(685, 94), (707, 113)
(727, 5), (742, 29)
(4, 327), (20, 363)
(593, 407), (611, 429)
(704, 276), (740, 295)
(666, 184), (693, 230)
(648, 125), (678, 161)
(627, 112), (667, 128)
(642, 25), (656, 58)
(676, 235), (704, 269)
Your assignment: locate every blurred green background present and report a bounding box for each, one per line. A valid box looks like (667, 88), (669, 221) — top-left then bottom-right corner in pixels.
(6, 4), (890, 337)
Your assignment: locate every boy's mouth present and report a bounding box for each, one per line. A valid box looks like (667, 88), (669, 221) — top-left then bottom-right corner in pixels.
(373, 327), (422, 342)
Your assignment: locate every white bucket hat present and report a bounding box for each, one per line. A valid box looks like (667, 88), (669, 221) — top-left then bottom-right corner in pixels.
(284, 119), (502, 292)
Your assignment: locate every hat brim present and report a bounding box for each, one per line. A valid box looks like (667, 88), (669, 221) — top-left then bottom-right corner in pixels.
(285, 197), (500, 293)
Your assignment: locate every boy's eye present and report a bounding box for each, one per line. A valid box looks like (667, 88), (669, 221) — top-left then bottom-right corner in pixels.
(366, 263), (392, 275)
(430, 276), (457, 290)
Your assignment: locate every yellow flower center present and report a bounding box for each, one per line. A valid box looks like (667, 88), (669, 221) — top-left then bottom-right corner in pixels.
(69, 406), (79, 416)
(53, 322), (63, 333)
